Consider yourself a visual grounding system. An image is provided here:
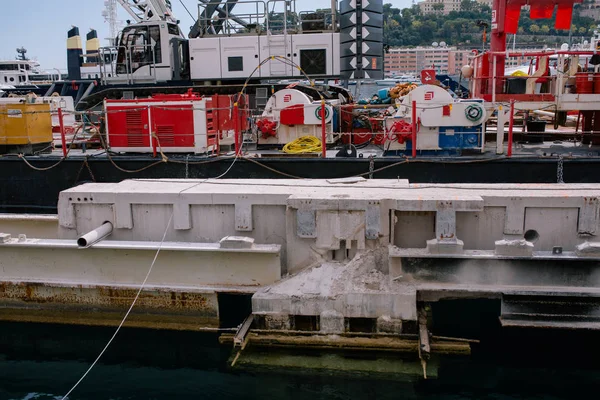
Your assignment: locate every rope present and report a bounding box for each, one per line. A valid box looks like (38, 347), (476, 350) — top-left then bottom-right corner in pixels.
(60, 212), (174, 400)
(237, 155), (509, 180)
(58, 145), (243, 399)
(241, 157), (305, 179)
(282, 136), (322, 154)
(92, 119), (167, 174)
(18, 121), (85, 171)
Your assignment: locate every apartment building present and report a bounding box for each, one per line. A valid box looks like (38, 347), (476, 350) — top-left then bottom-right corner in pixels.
(580, 0), (600, 19)
(418, 0), (493, 15)
(384, 46), (470, 75)
(385, 45), (547, 76)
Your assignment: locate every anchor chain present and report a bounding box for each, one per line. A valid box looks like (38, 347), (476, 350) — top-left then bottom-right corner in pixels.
(74, 157), (96, 184)
(369, 155), (374, 179)
(185, 155), (190, 179)
(557, 155), (564, 184)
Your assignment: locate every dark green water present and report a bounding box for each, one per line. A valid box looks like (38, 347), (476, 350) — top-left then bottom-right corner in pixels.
(0, 322), (599, 400)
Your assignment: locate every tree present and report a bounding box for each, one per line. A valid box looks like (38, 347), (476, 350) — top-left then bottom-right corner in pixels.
(529, 24), (540, 33)
(432, 3), (444, 12)
(460, 0), (476, 12)
(540, 25), (550, 34)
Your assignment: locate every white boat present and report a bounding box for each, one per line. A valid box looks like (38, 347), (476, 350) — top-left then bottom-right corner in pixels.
(0, 49), (62, 86)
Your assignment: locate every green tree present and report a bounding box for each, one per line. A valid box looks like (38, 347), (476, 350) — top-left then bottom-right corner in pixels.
(432, 3), (444, 12)
(540, 25), (550, 34)
(460, 0), (476, 12)
(529, 24), (540, 33)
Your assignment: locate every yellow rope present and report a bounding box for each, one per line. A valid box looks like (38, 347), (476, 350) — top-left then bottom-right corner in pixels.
(282, 136), (322, 154)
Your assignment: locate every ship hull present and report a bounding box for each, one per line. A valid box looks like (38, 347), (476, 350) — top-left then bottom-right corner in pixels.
(1, 155), (597, 213)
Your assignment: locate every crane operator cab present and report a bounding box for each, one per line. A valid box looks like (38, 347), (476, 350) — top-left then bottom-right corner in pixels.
(113, 21), (184, 84)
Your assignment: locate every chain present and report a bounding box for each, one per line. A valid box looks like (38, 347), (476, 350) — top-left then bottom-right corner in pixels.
(85, 158), (96, 182)
(185, 155), (190, 179)
(557, 155), (564, 184)
(73, 158), (97, 183)
(369, 155), (374, 179)
(74, 158), (96, 183)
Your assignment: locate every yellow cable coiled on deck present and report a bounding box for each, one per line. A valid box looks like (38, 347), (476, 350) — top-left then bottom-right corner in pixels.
(282, 136), (322, 154)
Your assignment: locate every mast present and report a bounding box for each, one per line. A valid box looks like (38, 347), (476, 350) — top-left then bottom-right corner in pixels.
(102, 0), (121, 46)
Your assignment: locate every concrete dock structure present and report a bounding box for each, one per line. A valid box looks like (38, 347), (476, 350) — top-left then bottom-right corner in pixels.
(1, 179), (600, 337)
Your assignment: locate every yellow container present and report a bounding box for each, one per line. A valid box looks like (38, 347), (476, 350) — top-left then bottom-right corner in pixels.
(0, 103), (52, 146)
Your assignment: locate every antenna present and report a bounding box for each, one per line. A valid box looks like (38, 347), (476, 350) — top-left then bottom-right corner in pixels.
(102, 0), (122, 46)
(16, 47), (28, 61)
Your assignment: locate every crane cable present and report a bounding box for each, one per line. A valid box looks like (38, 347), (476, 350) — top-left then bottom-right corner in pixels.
(178, 0), (196, 22)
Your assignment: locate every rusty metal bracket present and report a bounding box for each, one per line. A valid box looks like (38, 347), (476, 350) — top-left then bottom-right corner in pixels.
(418, 305), (430, 379)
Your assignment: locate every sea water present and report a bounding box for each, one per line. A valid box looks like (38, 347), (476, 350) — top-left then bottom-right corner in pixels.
(1, 322), (600, 400)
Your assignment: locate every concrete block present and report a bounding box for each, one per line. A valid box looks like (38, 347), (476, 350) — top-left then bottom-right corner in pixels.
(575, 241), (600, 257)
(495, 239), (534, 257)
(316, 210), (366, 250)
(503, 203), (525, 235)
(264, 313), (291, 330)
(426, 239), (464, 254)
(0, 233), (11, 243)
(114, 201), (133, 229)
(220, 236), (255, 249)
(297, 210), (316, 238)
(0, 215), (58, 240)
(320, 309), (345, 334)
(235, 201), (253, 231)
(578, 197), (599, 235)
(435, 207), (457, 241)
(377, 315), (403, 334)
(365, 206), (380, 240)
(173, 202), (191, 230)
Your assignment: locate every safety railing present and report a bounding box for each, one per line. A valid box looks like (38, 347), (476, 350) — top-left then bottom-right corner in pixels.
(108, 44), (157, 85)
(298, 10), (333, 33)
(98, 47), (118, 84)
(471, 50), (600, 103)
(471, 72), (600, 104)
(195, 0), (336, 36)
(197, 0), (267, 36)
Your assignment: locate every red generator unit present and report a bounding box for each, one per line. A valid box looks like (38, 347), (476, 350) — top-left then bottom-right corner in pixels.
(105, 91), (219, 154)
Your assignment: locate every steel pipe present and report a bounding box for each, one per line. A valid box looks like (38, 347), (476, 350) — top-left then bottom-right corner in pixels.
(58, 108), (67, 158)
(507, 100), (515, 158)
(77, 222), (113, 248)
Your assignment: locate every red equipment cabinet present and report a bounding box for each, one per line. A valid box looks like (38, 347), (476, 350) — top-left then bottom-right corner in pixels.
(104, 92), (249, 154)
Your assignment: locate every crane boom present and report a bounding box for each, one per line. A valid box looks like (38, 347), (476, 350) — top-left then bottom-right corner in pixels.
(116, 0), (178, 24)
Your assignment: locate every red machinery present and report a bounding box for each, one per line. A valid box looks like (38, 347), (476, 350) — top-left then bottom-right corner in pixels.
(105, 90), (248, 154)
(473, 0), (583, 101)
(339, 104), (385, 146)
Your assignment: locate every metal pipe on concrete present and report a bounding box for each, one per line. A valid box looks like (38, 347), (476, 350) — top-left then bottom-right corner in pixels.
(77, 222), (113, 248)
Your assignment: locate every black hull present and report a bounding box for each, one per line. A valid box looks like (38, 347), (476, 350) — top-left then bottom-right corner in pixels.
(1, 155), (597, 214)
